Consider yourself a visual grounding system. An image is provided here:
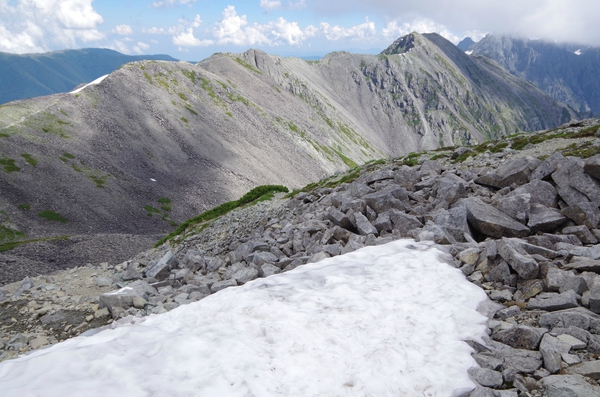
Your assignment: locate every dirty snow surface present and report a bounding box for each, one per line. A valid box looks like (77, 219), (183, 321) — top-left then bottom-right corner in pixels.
(0, 239), (489, 397)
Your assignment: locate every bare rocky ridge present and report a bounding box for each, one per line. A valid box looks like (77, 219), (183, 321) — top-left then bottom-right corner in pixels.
(3, 120), (600, 396)
(0, 33), (577, 274)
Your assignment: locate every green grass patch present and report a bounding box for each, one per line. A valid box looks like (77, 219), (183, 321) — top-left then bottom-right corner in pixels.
(0, 225), (25, 244)
(63, 152), (75, 159)
(181, 117), (188, 123)
(143, 72), (153, 84)
(234, 58), (262, 74)
(178, 92), (188, 101)
(0, 156), (20, 173)
(185, 106), (198, 115)
(158, 198), (171, 205)
(181, 70), (196, 84)
(226, 111), (233, 117)
(144, 205), (161, 213)
(333, 148), (358, 168)
(21, 154), (38, 167)
(0, 133), (10, 138)
(0, 235), (69, 253)
(17, 203), (30, 210)
(38, 210), (68, 223)
(88, 174), (108, 188)
(155, 184), (288, 247)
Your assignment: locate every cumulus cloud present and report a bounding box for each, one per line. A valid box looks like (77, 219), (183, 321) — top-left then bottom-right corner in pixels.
(320, 18), (376, 41)
(313, 0), (600, 46)
(173, 29), (214, 47)
(382, 19), (460, 44)
(214, 6), (271, 46)
(0, 0), (104, 53)
(150, 0), (196, 8)
(259, 0), (306, 11)
(133, 41), (150, 54)
(114, 25), (133, 36)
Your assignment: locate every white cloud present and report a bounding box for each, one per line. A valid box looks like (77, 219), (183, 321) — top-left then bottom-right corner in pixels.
(114, 25), (133, 36)
(259, 0), (306, 11)
(382, 19), (460, 44)
(320, 18), (376, 41)
(214, 6), (270, 46)
(150, 0), (196, 8)
(0, 0), (104, 53)
(133, 41), (150, 54)
(173, 28), (214, 47)
(314, 0), (600, 47)
(111, 40), (131, 54)
(260, 0), (282, 11)
(143, 27), (166, 34)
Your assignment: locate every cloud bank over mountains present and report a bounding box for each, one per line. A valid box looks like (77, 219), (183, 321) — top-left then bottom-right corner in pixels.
(0, 0), (598, 57)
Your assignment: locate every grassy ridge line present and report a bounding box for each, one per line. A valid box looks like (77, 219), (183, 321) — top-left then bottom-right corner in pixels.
(155, 185), (288, 247)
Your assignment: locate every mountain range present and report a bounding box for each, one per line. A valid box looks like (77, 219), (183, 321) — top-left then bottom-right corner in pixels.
(0, 32), (579, 268)
(467, 34), (600, 116)
(0, 48), (177, 105)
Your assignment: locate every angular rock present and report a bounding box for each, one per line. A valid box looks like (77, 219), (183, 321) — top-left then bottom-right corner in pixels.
(509, 179), (558, 208)
(494, 193), (530, 224)
(363, 185), (409, 214)
(210, 279), (237, 293)
(497, 348), (543, 381)
(497, 238), (539, 279)
(563, 258), (600, 273)
(205, 257), (225, 272)
(540, 333), (570, 374)
(259, 263), (281, 278)
(389, 210), (423, 236)
(432, 175), (467, 206)
(566, 360), (600, 380)
(464, 198), (530, 238)
(232, 268), (259, 285)
(122, 262), (142, 281)
(531, 152), (567, 181)
(540, 374), (600, 397)
(539, 307), (600, 333)
(468, 368), (503, 388)
(475, 156), (541, 188)
(552, 158), (600, 206)
(561, 202), (600, 229)
(372, 212), (392, 232)
(473, 353), (504, 371)
(181, 250), (206, 272)
(583, 153), (600, 180)
(486, 261), (512, 286)
(527, 291), (579, 312)
(326, 208), (355, 231)
(492, 325), (547, 350)
(251, 251), (279, 267)
(146, 250), (178, 281)
(562, 225), (598, 244)
(417, 221), (455, 244)
(393, 165), (421, 190)
(353, 212), (378, 236)
(527, 204), (567, 233)
(99, 281), (157, 316)
(14, 276), (34, 296)
(590, 284), (600, 314)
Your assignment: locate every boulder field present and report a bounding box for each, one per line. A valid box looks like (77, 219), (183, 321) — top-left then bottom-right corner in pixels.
(3, 119), (600, 396)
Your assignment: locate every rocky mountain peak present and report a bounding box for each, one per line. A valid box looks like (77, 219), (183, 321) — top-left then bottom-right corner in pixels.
(381, 32), (422, 55)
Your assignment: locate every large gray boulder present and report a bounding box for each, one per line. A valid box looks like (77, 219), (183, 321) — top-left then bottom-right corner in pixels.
(353, 212), (378, 236)
(527, 291), (579, 311)
(540, 374), (600, 397)
(475, 156), (541, 188)
(538, 307), (600, 334)
(497, 238), (539, 279)
(145, 251), (178, 281)
(493, 193), (530, 224)
(362, 185), (409, 214)
(99, 280), (157, 316)
(551, 158), (600, 206)
(528, 204), (567, 233)
(464, 198), (530, 238)
(388, 209), (423, 236)
(561, 202), (600, 229)
(508, 179), (558, 208)
(492, 325), (547, 350)
(530, 152), (567, 181)
(583, 154), (600, 180)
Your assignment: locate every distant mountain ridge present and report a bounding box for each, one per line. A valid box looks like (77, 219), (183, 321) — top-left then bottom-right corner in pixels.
(0, 48), (177, 105)
(0, 33), (577, 250)
(469, 34), (600, 116)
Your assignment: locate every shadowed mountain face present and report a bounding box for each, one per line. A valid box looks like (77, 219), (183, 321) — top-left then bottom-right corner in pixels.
(0, 48), (177, 105)
(0, 33), (575, 245)
(469, 34), (600, 116)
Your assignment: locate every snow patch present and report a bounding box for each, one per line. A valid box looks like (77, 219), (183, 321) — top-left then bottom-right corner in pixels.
(465, 50), (473, 55)
(574, 49), (582, 55)
(0, 239), (489, 397)
(70, 74), (109, 94)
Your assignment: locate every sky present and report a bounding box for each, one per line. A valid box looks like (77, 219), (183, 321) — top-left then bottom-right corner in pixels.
(0, 239), (490, 396)
(0, 0), (599, 61)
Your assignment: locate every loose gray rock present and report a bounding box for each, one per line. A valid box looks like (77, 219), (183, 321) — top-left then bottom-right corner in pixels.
(210, 279), (237, 293)
(552, 158), (600, 206)
(475, 156), (541, 188)
(497, 238), (539, 279)
(527, 291), (579, 311)
(562, 225), (598, 244)
(259, 263), (281, 278)
(561, 202), (600, 229)
(540, 374), (600, 397)
(353, 212), (378, 236)
(583, 154), (600, 181)
(565, 360), (600, 380)
(232, 268), (259, 285)
(468, 368), (504, 388)
(528, 204), (567, 233)
(492, 325), (547, 350)
(539, 307), (600, 333)
(145, 250), (178, 281)
(464, 198), (530, 238)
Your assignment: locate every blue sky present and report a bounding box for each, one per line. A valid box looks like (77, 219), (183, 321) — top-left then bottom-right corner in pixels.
(1, 1), (599, 60)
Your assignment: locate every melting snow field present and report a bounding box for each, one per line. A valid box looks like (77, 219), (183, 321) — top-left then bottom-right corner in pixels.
(0, 239), (489, 397)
